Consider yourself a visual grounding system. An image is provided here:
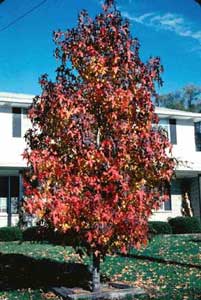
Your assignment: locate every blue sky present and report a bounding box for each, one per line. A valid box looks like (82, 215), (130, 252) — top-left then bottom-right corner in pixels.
(0, 0), (201, 96)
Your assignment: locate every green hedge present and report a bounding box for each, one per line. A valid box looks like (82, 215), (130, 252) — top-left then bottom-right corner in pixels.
(168, 216), (201, 234)
(0, 226), (22, 241)
(148, 221), (172, 235)
(22, 226), (81, 246)
(22, 226), (52, 242)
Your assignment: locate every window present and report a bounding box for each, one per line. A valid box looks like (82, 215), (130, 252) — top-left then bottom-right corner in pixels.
(164, 197), (172, 211)
(194, 122), (201, 151)
(152, 119), (169, 137)
(12, 107), (21, 137)
(10, 176), (19, 214)
(0, 176), (20, 214)
(153, 119), (177, 145)
(159, 183), (172, 211)
(159, 119), (169, 137)
(0, 177), (8, 213)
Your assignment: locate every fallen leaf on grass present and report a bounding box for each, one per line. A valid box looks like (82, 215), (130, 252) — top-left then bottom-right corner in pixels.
(42, 291), (60, 299)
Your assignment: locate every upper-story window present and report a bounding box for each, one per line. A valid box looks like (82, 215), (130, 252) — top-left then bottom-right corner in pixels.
(153, 119), (177, 145)
(12, 107), (28, 138)
(194, 121), (201, 151)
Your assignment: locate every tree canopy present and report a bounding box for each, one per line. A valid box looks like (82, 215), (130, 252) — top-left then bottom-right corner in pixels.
(23, 0), (175, 271)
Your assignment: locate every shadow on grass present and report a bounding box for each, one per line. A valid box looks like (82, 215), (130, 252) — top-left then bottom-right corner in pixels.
(120, 253), (201, 270)
(190, 238), (201, 244)
(0, 252), (91, 291)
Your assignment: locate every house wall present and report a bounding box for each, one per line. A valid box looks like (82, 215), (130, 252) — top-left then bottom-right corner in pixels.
(150, 180), (183, 222)
(0, 104), (31, 167)
(172, 119), (201, 171)
(0, 97), (201, 225)
(0, 214), (19, 227)
(151, 118), (201, 222)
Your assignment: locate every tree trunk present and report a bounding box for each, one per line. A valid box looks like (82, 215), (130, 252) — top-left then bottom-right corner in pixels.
(92, 253), (101, 292)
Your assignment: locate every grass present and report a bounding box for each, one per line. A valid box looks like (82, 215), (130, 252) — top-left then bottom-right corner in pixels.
(0, 234), (200, 300)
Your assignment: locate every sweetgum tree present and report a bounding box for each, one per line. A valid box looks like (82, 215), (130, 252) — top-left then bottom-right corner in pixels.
(23, 0), (175, 292)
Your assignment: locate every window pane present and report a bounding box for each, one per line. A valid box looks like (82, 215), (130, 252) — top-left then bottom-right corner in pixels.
(0, 177), (8, 213)
(12, 107), (21, 137)
(11, 197), (18, 213)
(0, 177), (8, 197)
(10, 177), (19, 213)
(0, 198), (7, 213)
(169, 119), (177, 145)
(10, 176), (19, 197)
(164, 198), (172, 210)
(164, 183), (171, 210)
(159, 119), (169, 138)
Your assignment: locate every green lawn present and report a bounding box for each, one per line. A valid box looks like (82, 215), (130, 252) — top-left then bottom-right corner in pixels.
(0, 234), (200, 300)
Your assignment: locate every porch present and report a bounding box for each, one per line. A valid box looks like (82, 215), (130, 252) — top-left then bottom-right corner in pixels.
(0, 168), (23, 227)
(150, 172), (201, 222)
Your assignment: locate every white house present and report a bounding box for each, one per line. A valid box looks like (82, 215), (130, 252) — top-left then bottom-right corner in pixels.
(0, 92), (201, 227)
(0, 92), (33, 227)
(151, 107), (201, 221)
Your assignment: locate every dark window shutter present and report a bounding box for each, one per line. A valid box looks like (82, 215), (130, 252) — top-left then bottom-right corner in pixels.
(12, 107), (21, 137)
(169, 119), (177, 144)
(195, 122), (201, 151)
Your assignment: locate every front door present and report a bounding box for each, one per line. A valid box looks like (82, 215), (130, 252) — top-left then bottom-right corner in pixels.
(0, 176), (19, 227)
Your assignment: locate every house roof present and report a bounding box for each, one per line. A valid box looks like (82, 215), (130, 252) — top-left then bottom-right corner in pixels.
(0, 92), (34, 107)
(1, 92), (201, 121)
(155, 106), (201, 122)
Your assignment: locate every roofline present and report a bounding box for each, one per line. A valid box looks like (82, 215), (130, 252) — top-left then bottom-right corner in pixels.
(0, 92), (34, 105)
(155, 106), (201, 122)
(0, 93), (201, 121)
(0, 92), (34, 99)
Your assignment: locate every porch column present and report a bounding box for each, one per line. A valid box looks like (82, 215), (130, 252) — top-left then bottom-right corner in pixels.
(7, 176), (11, 226)
(198, 175), (201, 220)
(19, 172), (23, 202)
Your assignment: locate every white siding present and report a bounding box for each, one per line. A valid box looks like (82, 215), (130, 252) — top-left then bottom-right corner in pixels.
(150, 194), (183, 222)
(0, 104), (31, 168)
(150, 180), (183, 222)
(171, 119), (201, 172)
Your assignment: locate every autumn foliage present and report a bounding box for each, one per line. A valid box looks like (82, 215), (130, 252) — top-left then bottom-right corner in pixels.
(23, 1), (175, 258)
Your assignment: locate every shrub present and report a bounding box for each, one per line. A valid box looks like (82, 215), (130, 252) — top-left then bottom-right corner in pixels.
(148, 221), (172, 235)
(22, 226), (53, 242)
(22, 226), (80, 246)
(168, 216), (201, 234)
(0, 226), (22, 241)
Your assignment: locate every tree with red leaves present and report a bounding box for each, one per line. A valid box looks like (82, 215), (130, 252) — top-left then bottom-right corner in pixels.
(23, 0), (175, 292)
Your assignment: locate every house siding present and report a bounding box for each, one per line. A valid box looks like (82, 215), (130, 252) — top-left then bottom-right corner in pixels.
(150, 180), (183, 222)
(1, 96), (201, 225)
(0, 105), (30, 168)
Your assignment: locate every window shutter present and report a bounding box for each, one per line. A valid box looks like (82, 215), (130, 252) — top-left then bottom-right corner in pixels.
(169, 119), (177, 144)
(12, 107), (21, 137)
